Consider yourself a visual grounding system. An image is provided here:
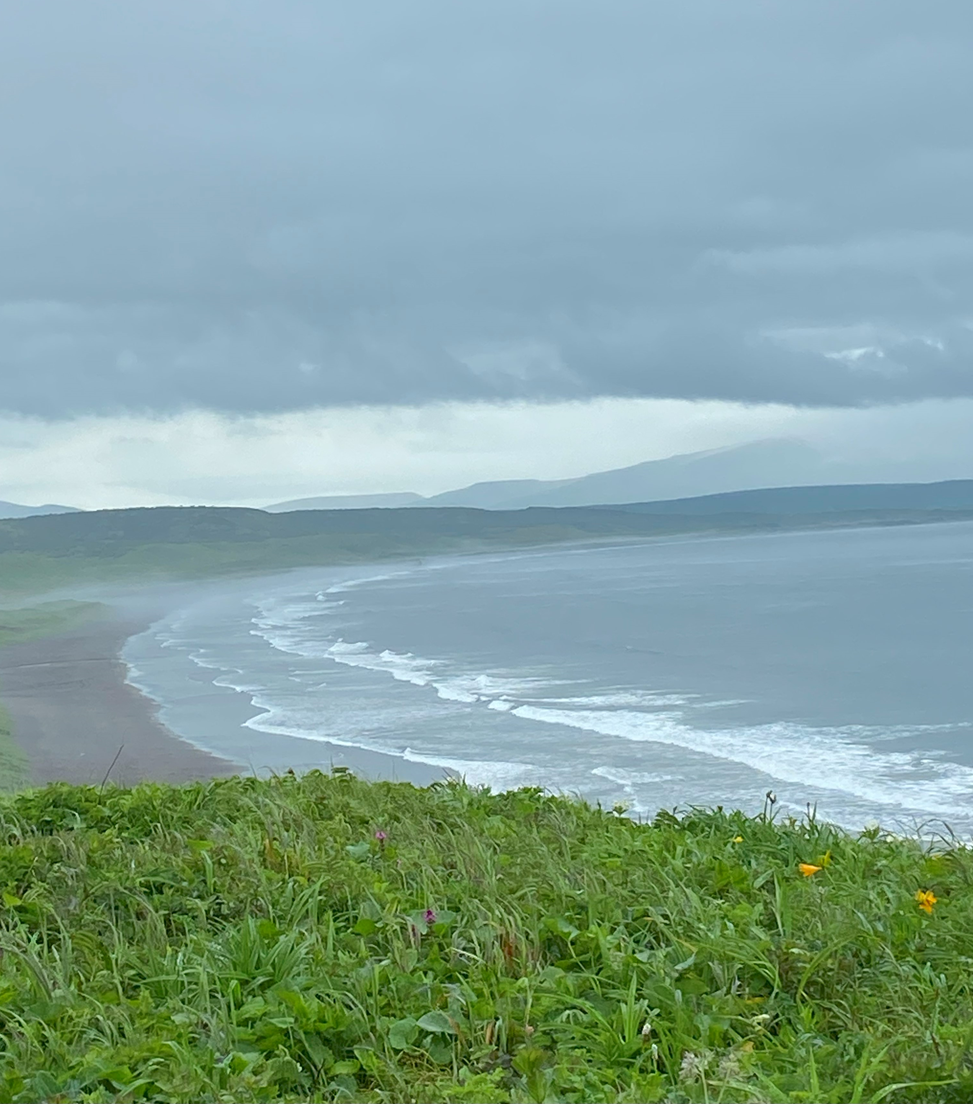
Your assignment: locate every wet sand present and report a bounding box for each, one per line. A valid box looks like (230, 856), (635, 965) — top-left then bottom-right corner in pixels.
(0, 594), (446, 788)
(0, 617), (237, 786)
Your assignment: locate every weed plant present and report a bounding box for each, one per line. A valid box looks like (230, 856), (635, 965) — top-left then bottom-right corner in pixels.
(0, 772), (971, 1102)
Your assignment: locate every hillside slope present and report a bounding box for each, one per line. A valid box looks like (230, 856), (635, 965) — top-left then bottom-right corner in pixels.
(0, 500), (78, 520)
(0, 773), (971, 1102)
(2, 489), (971, 597)
(612, 479), (973, 515)
(423, 439), (833, 509)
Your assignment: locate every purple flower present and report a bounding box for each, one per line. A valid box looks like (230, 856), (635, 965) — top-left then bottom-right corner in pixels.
(424, 908), (438, 926)
(374, 830), (387, 843)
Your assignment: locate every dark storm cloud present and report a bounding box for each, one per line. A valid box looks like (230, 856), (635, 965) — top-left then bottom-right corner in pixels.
(2, 0), (973, 415)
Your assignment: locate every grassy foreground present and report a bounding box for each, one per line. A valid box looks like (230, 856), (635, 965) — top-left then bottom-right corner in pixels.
(0, 775), (971, 1103)
(0, 705), (28, 794)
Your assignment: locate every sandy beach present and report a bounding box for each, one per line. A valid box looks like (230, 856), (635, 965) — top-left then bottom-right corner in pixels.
(0, 589), (446, 789)
(0, 617), (237, 787)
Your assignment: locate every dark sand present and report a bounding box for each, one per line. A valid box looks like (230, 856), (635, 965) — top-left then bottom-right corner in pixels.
(0, 617), (237, 787)
(0, 595), (446, 788)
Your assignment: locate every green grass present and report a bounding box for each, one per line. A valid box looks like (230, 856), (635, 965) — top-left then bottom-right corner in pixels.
(0, 536), (601, 598)
(0, 705), (28, 793)
(0, 600), (106, 647)
(1, 774), (971, 1102)
(1, 503), (967, 600)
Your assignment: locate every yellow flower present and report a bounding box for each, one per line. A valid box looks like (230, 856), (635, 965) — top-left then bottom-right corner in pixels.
(799, 863), (822, 877)
(732, 836), (744, 843)
(915, 889), (937, 914)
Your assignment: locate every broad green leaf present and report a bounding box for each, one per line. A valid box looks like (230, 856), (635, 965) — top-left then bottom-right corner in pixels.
(426, 1036), (453, 1064)
(417, 1009), (457, 1035)
(388, 1017), (418, 1050)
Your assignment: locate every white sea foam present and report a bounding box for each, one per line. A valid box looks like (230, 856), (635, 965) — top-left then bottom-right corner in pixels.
(325, 641), (440, 688)
(308, 637), (560, 705)
(324, 571), (411, 595)
(239, 699), (541, 791)
(590, 765), (679, 812)
(546, 690), (694, 708)
(328, 641), (370, 655)
(159, 555), (973, 830)
(211, 672), (259, 694)
(508, 703), (973, 816)
(251, 590), (561, 705)
(249, 591), (973, 818)
(591, 766), (676, 786)
(400, 750), (543, 791)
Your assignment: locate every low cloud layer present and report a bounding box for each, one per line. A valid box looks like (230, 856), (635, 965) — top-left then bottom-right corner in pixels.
(3, 0), (973, 415)
(4, 399), (973, 511)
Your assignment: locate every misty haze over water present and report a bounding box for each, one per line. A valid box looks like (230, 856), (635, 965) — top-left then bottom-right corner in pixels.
(125, 521), (973, 834)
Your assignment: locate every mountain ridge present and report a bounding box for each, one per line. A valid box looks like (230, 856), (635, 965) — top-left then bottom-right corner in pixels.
(265, 438), (839, 512)
(0, 500), (79, 520)
(608, 479), (973, 515)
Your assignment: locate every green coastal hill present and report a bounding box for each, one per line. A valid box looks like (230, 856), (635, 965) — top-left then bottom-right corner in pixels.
(609, 478), (973, 516)
(3, 491), (973, 1101)
(1, 772), (971, 1103)
(2, 481), (973, 597)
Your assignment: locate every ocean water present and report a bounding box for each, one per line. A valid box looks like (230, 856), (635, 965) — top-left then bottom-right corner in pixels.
(123, 521), (973, 833)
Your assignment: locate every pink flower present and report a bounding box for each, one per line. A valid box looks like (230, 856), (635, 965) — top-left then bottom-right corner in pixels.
(374, 830), (387, 845)
(424, 908), (438, 925)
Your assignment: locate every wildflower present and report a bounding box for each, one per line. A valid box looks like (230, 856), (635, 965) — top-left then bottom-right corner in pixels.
(374, 830), (387, 847)
(679, 1051), (706, 1082)
(641, 1021), (652, 1039)
(424, 908), (438, 926)
(732, 835), (744, 843)
(799, 863), (822, 877)
(718, 1052), (741, 1080)
(916, 889), (938, 914)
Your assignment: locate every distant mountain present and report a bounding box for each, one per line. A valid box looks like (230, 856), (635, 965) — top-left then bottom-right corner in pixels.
(265, 492), (425, 512)
(261, 439), (973, 515)
(4, 489), (973, 596)
(0, 500), (79, 520)
(424, 439), (836, 509)
(265, 439), (834, 514)
(7, 485), (972, 560)
(612, 479), (973, 516)
(423, 479), (574, 509)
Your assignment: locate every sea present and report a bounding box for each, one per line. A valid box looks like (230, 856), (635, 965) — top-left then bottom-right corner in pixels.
(122, 520), (973, 834)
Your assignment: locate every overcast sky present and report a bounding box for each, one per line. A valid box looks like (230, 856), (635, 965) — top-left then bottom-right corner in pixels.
(3, 1), (973, 505)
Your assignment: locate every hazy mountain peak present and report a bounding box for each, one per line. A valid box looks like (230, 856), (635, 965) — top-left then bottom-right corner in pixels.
(265, 492), (425, 512)
(0, 500), (79, 519)
(264, 439), (835, 514)
(422, 439), (829, 510)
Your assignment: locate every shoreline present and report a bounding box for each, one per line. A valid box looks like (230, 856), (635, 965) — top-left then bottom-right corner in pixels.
(0, 616), (237, 787)
(0, 591), (448, 789)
